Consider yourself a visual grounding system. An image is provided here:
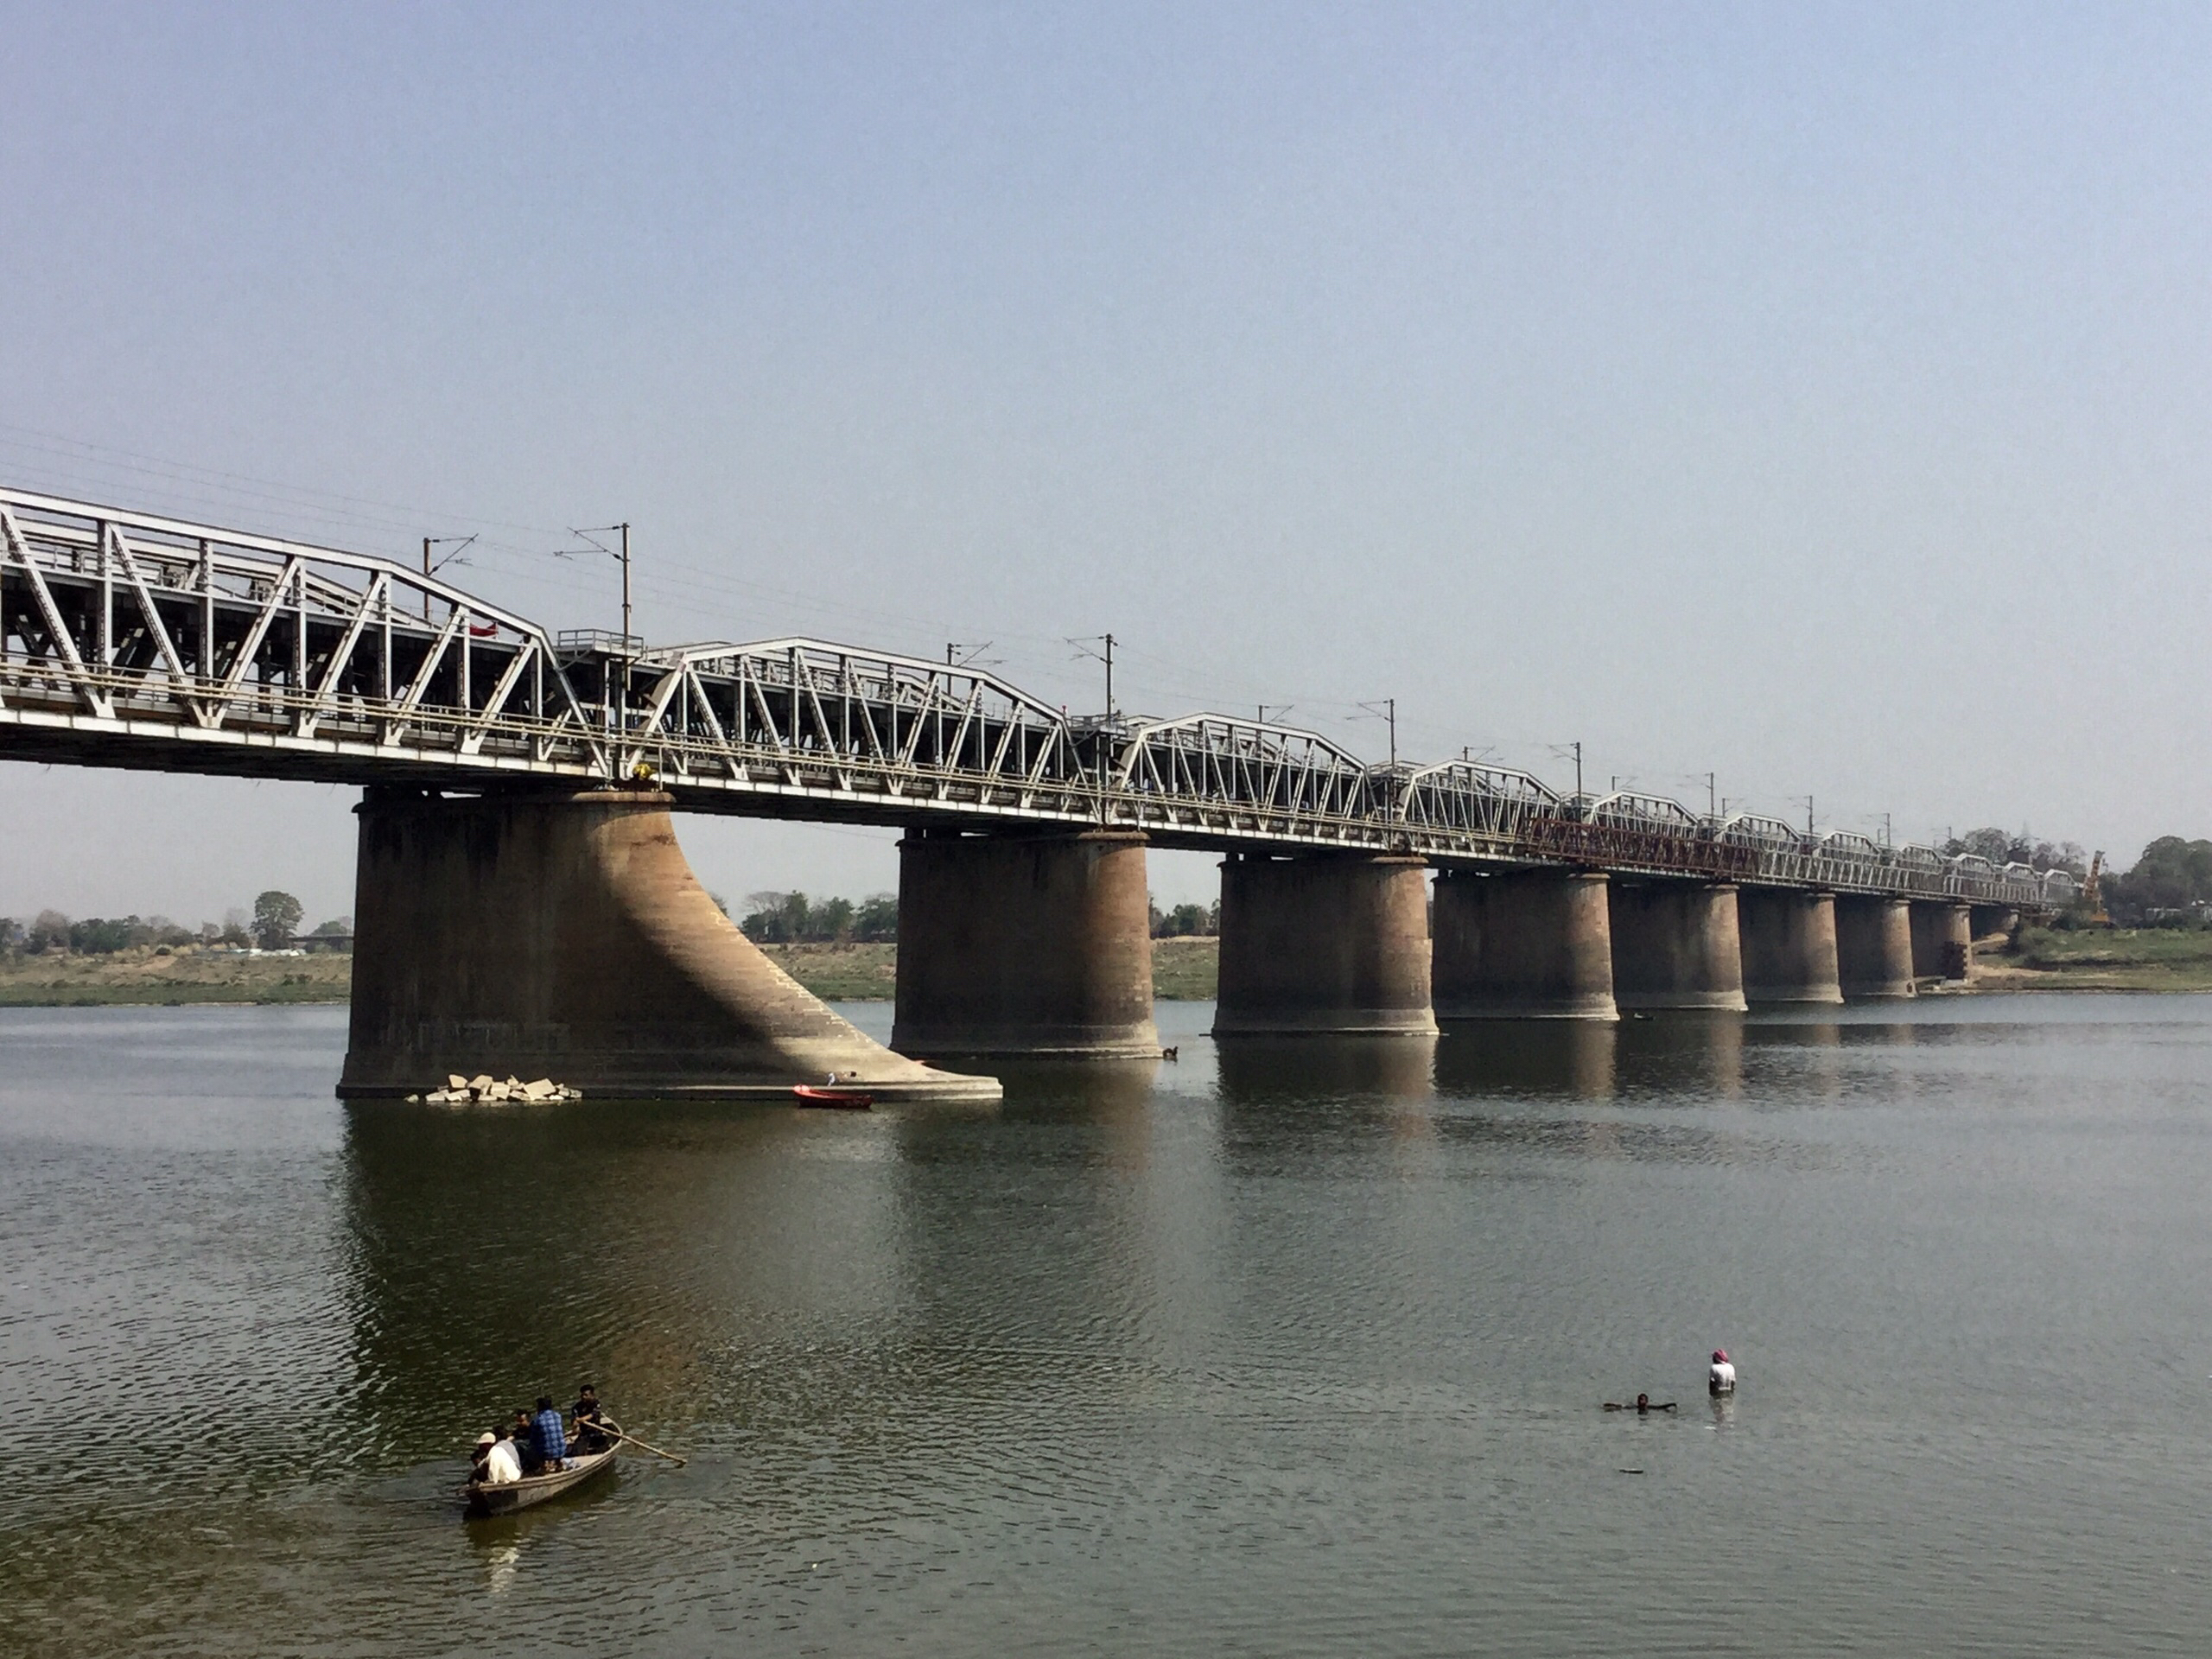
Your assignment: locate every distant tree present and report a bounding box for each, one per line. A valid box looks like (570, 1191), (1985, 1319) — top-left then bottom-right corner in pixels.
(0, 917), (22, 955)
(853, 893), (899, 943)
(68, 917), (140, 954)
(28, 909), (70, 953)
(1154, 901), (1216, 938)
(1939, 828), (2087, 878)
(742, 890), (893, 944)
(2102, 837), (2212, 924)
(740, 890), (808, 944)
(1945, 827), (2016, 864)
(251, 891), (304, 950)
(309, 916), (353, 937)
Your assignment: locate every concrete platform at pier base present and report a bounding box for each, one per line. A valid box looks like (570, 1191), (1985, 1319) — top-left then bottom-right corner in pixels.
(338, 787), (1000, 1104)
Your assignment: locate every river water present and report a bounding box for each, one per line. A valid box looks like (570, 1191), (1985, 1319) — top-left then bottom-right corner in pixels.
(3, 996), (2208, 1656)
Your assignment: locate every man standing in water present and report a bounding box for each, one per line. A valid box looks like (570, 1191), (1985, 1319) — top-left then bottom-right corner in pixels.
(1710, 1349), (1737, 1395)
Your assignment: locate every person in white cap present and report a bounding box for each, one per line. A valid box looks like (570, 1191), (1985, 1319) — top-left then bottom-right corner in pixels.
(1709, 1349), (1737, 1395)
(484, 1424), (525, 1484)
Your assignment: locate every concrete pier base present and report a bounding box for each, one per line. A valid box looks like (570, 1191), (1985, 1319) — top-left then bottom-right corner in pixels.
(1834, 895), (1916, 1000)
(1431, 869), (1618, 1020)
(340, 789), (998, 1102)
(1606, 881), (1749, 1012)
(1910, 900), (1974, 982)
(891, 829), (1160, 1058)
(1213, 853), (1439, 1035)
(1737, 887), (1845, 1006)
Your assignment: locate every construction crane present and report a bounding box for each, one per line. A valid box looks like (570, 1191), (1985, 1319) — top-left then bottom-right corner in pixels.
(2080, 850), (2110, 926)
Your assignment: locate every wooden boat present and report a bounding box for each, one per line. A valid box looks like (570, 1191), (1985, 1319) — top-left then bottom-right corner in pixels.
(464, 1421), (621, 1517)
(792, 1084), (873, 1109)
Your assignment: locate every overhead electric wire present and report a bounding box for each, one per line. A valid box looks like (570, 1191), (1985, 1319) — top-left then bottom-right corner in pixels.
(0, 423), (1927, 832)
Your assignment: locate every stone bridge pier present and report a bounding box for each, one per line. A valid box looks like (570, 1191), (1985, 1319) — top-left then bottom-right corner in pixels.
(1834, 895), (1916, 999)
(1605, 880), (1748, 1012)
(1910, 899), (1974, 983)
(1737, 887), (1844, 1006)
(1969, 904), (2021, 941)
(1431, 869), (1618, 1021)
(1213, 852), (1438, 1036)
(340, 788), (998, 1101)
(891, 828), (1161, 1058)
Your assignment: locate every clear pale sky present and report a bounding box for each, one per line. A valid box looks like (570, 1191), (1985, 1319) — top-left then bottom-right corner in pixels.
(2, 2), (2204, 927)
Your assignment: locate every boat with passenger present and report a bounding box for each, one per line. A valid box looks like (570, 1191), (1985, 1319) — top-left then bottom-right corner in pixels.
(464, 1414), (624, 1517)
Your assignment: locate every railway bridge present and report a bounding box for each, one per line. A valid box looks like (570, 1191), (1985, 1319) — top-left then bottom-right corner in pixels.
(0, 490), (2076, 1098)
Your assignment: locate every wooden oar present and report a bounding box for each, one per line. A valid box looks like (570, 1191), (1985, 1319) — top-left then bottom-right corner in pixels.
(595, 1418), (687, 1466)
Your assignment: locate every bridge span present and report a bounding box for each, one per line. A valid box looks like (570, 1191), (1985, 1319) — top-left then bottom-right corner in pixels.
(2, 488), (2075, 1096)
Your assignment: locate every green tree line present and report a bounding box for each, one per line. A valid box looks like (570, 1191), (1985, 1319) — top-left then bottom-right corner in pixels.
(1940, 827), (2088, 876)
(738, 891), (899, 944)
(2101, 837), (2212, 925)
(0, 892), (346, 956)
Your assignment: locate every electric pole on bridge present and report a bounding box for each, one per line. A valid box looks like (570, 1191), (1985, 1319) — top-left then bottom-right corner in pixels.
(1356, 698), (1398, 768)
(566, 523), (633, 782)
(420, 534), (476, 618)
(1067, 634), (1117, 720)
(1548, 741), (1585, 812)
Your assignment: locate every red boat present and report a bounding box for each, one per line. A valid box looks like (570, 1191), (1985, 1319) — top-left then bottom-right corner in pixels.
(791, 1084), (873, 1110)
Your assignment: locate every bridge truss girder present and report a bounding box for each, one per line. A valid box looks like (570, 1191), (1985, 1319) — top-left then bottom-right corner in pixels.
(0, 488), (2073, 911)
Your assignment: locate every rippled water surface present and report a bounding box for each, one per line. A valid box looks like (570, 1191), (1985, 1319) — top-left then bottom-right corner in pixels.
(4, 997), (2210, 1655)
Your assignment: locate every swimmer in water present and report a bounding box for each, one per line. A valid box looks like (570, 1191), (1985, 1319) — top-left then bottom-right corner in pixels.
(1604, 1393), (1677, 1414)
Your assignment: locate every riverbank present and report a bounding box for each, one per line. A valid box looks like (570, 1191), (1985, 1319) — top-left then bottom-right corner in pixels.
(0, 947), (352, 1005)
(0, 935), (1232, 1006)
(1967, 926), (2212, 993)
(9, 929), (2201, 1005)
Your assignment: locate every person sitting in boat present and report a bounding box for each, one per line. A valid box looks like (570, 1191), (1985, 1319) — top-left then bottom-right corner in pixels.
(570, 1382), (610, 1454)
(512, 1408), (543, 1475)
(484, 1424), (524, 1484)
(531, 1395), (569, 1471)
(471, 1433), (495, 1483)
(1709, 1349), (1737, 1395)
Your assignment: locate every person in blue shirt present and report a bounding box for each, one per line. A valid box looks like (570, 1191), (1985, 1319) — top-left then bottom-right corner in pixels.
(531, 1395), (569, 1471)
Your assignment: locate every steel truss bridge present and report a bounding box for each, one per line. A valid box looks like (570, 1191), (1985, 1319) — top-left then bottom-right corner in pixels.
(0, 490), (2072, 910)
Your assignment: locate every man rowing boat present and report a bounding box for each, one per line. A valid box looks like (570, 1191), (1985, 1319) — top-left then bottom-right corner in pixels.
(571, 1382), (611, 1454)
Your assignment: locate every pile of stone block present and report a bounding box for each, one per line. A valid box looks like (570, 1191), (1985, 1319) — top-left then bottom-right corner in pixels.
(407, 1073), (584, 1105)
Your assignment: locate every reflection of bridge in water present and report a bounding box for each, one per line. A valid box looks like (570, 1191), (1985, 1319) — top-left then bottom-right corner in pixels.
(335, 1016), (1853, 1458)
(3, 488), (2073, 1097)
